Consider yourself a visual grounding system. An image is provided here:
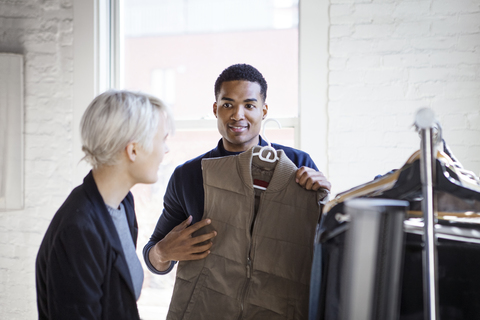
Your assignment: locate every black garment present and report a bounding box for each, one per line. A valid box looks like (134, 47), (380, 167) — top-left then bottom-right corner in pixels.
(311, 158), (480, 320)
(36, 171), (140, 320)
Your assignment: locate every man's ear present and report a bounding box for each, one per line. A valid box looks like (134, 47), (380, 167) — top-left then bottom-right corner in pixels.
(126, 142), (137, 162)
(262, 104), (268, 120)
(213, 102), (218, 118)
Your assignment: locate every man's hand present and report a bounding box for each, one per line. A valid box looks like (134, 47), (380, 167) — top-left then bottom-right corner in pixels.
(149, 216), (217, 271)
(295, 167), (331, 191)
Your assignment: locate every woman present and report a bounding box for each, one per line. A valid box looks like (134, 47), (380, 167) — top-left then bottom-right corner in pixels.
(35, 90), (174, 320)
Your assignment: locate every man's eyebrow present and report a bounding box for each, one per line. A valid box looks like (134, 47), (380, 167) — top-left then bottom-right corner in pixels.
(220, 97), (258, 102)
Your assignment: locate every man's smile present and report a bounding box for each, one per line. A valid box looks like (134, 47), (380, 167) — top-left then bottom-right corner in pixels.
(228, 123), (248, 133)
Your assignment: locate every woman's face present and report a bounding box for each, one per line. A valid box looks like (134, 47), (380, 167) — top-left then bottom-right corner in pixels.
(133, 113), (169, 184)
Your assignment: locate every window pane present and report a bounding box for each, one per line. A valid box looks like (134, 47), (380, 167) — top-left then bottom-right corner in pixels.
(122, 0), (299, 120)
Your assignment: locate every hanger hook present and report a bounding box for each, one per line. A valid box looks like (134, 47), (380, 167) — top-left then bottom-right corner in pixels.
(262, 118), (282, 147)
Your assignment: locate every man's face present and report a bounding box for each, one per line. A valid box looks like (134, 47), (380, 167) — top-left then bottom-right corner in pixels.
(213, 80), (268, 152)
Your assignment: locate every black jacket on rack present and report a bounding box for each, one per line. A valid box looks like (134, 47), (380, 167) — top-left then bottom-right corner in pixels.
(310, 151), (480, 320)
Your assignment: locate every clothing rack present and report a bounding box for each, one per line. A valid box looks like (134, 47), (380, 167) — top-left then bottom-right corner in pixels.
(313, 107), (480, 320)
(415, 108), (440, 320)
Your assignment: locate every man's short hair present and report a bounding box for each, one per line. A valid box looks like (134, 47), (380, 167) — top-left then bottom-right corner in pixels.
(80, 90), (174, 169)
(214, 64), (268, 102)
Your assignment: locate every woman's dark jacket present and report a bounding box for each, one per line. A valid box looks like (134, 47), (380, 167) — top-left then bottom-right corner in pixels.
(35, 171), (140, 320)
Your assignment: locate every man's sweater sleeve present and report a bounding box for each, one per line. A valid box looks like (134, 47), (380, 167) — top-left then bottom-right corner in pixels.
(142, 167), (187, 275)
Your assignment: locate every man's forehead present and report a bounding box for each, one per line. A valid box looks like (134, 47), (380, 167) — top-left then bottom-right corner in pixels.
(218, 81), (263, 99)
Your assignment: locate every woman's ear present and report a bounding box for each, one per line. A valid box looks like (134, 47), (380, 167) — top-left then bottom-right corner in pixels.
(126, 142), (137, 162)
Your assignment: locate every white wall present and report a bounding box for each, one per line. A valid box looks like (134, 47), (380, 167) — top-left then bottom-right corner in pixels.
(0, 0), (75, 318)
(0, 0), (480, 318)
(327, 0), (480, 194)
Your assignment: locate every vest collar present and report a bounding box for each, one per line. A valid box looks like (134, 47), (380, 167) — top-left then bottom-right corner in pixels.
(237, 146), (298, 193)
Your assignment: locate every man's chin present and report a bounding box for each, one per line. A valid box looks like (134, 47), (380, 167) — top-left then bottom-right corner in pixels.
(223, 137), (259, 152)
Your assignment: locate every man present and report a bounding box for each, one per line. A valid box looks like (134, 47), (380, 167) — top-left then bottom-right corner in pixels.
(143, 64), (331, 318)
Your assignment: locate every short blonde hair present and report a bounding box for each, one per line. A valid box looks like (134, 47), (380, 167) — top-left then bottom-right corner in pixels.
(80, 90), (174, 169)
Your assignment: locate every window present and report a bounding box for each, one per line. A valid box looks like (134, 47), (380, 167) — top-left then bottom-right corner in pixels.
(120, 1), (301, 317)
(119, 1), (301, 318)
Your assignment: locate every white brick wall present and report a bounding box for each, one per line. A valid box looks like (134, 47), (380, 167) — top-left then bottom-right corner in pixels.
(1, 0), (480, 318)
(0, 0), (74, 318)
(328, 0), (480, 194)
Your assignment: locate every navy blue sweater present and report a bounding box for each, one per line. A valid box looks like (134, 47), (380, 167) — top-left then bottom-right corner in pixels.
(143, 137), (318, 274)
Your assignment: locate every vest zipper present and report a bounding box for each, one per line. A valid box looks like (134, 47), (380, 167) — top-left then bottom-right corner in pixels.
(239, 246), (253, 319)
(246, 257), (252, 278)
(239, 191), (263, 319)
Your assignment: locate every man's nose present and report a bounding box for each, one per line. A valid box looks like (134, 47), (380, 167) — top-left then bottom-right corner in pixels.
(230, 106), (245, 121)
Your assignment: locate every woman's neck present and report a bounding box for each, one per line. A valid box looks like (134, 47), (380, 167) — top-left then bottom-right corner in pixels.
(92, 165), (134, 209)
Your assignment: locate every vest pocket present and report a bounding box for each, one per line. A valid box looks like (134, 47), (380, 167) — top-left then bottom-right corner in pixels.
(182, 270), (208, 320)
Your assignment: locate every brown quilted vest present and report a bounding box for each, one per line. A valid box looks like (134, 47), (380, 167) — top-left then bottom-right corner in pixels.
(167, 146), (323, 320)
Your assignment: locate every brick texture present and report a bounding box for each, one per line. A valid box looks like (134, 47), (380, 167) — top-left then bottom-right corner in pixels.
(0, 0), (74, 318)
(328, 0), (480, 193)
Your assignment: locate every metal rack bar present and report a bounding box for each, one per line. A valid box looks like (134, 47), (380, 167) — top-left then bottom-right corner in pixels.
(415, 108), (439, 320)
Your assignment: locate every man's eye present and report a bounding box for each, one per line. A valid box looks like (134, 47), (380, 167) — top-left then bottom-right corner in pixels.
(246, 104), (255, 109)
(223, 103), (232, 108)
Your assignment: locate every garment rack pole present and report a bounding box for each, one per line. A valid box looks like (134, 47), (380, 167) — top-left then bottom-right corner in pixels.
(416, 108), (439, 320)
